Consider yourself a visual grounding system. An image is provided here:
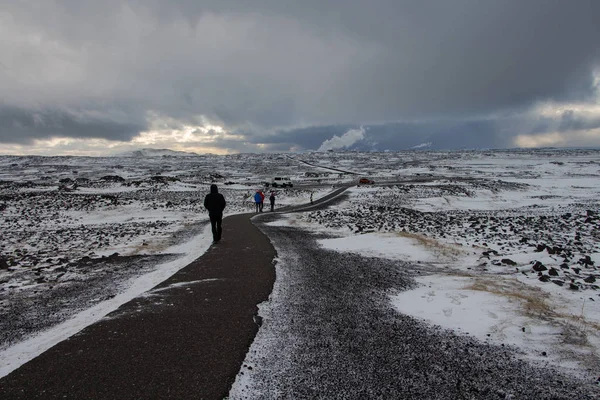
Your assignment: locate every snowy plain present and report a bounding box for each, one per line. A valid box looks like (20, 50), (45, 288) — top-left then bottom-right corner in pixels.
(0, 151), (324, 376)
(1, 148), (599, 387)
(256, 149), (600, 383)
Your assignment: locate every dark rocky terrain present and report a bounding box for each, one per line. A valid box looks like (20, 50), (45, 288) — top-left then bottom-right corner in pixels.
(231, 211), (600, 399)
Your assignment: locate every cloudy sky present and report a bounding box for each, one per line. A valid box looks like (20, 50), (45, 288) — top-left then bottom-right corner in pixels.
(1, 0), (599, 155)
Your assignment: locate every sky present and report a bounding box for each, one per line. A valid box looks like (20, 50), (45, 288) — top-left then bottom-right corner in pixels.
(1, 0), (600, 155)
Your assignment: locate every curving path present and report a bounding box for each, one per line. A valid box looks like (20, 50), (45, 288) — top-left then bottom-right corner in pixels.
(0, 187), (351, 400)
(2, 185), (599, 399)
(0, 213), (276, 399)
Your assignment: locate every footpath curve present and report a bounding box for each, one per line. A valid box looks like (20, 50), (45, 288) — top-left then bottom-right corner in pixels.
(0, 213), (275, 400)
(0, 186), (350, 400)
(0, 186), (348, 400)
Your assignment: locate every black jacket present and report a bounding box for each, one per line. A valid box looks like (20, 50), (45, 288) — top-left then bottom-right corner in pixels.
(204, 184), (226, 216)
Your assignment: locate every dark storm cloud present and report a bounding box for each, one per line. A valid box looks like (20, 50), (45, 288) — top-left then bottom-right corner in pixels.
(0, 106), (146, 144)
(175, 0), (600, 118)
(260, 125), (354, 148)
(273, 121), (509, 151)
(556, 110), (600, 133)
(0, 1), (599, 149)
(255, 109), (600, 152)
(527, 110), (600, 135)
(206, 126), (350, 153)
(216, 121), (504, 152)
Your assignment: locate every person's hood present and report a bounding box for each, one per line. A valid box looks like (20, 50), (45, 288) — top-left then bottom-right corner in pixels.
(210, 184), (218, 193)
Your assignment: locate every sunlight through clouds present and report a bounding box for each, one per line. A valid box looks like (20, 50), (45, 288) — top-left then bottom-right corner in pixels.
(514, 128), (600, 148)
(533, 102), (600, 119)
(515, 75), (600, 148)
(0, 114), (240, 156)
(131, 112), (246, 152)
(1, 2), (600, 154)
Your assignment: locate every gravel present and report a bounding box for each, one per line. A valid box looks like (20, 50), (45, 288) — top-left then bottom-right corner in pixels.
(231, 212), (600, 399)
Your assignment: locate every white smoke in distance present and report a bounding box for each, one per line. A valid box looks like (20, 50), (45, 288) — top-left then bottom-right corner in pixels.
(318, 126), (366, 151)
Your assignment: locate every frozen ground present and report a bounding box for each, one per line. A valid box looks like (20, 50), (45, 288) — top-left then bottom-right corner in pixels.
(1, 148), (599, 390)
(0, 151), (329, 376)
(242, 148), (600, 386)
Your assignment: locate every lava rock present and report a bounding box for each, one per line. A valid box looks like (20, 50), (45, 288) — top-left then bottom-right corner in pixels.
(535, 244), (546, 252)
(150, 176), (180, 183)
(578, 256), (594, 266)
(100, 175), (125, 183)
(532, 261), (547, 272)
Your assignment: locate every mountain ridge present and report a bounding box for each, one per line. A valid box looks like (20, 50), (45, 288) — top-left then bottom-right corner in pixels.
(112, 148), (199, 157)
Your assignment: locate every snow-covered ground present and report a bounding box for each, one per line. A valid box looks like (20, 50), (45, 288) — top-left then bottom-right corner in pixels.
(265, 149), (600, 380)
(0, 152), (329, 376)
(1, 148), (599, 382)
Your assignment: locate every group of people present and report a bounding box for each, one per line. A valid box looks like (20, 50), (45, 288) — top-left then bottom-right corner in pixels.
(253, 189), (276, 212)
(203, 185), (279, 244)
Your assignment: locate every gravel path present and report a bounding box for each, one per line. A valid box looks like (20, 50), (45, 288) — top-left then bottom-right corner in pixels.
(231, 209), (600, 399)
(0, 213), (276, 400)
(2, 188), (599, 399)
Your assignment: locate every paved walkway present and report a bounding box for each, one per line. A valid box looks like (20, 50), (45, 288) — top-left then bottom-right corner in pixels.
(0, 213), (276, 400)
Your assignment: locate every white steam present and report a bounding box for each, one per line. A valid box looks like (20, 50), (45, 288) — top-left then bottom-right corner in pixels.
(318, 126), (365, 151)
(411, 142), (432, 149)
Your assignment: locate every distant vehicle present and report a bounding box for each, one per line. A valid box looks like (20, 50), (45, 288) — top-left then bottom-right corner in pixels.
(267, 177), (294, 188)
(359, 178), (374, 184)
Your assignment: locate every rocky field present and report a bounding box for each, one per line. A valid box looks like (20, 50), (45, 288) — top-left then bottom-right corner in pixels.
(0, 152), (318, 350)
(1, 148), (599, 383)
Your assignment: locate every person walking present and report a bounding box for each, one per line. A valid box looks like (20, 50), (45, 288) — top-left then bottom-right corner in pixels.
(254, 190), (262, 213)
(269, 191), (276, 211)
(259, 190), (265, 212)
(204, 184), (226, 243)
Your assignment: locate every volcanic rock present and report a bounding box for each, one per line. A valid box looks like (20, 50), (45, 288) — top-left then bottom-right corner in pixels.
(578, 256), (594, 266)
(569, 283), (579, 291)
(100, 175), (125, 183)
(532, 261), (547, 272)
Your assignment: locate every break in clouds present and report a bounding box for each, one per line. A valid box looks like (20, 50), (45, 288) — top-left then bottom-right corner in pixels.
(1, 0), (600, 154)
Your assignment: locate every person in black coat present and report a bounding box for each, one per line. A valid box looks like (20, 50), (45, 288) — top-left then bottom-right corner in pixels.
(204, 184), (226, 243)
(269, 191), (276, 211)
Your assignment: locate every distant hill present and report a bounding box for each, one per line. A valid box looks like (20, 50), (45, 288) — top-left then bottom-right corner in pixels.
(113, 148), (199, 157)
